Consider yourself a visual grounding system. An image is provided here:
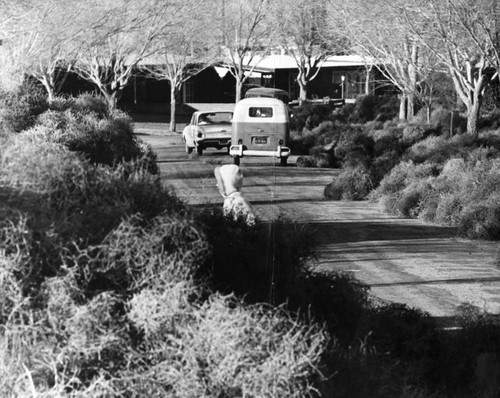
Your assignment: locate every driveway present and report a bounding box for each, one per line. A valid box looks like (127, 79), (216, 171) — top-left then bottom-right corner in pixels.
(139, 128), (500, 321)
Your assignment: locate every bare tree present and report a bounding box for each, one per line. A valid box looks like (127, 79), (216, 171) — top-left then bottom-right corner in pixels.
(0, 0), (110, 99)
(408, 0), (499, 136)
(277, 0), (345, 104)
(335, 0), (438, 121)
(0, 1), (36, 91)
(72, 0), (176, 109)
(12, 0), (91, 101)
(140, 1), (218, 132)
(218, 0), (276, 102)
(0, 1), (32, 40)
(0, 38), (28, 92)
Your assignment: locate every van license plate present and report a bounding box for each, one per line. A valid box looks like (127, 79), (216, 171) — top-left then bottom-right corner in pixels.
(253, 136), (268, 145)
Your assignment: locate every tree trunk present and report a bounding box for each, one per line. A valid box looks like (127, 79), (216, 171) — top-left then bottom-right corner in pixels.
(169, 85), (177, 132)
(365, 67), (371, 95)
(407, 93), (415, 120)
(463, 79), (483, 137)
(235, 78), (243, 102)
(407, 42), (418, 120)
(103, 91), (118, 110)
(40, 73), (55, 103)
(447, 59), (487, 138)
(298, 82), (307, 105)
(296, 70), (307, 105)
(41, 80), (55, 103)
(399, 93), (407, 120)
(466, 100), (481, 137)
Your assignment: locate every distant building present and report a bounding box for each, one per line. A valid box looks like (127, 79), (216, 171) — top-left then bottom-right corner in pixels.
(211, 54), (386, 104)
(61, 54), (389, 120)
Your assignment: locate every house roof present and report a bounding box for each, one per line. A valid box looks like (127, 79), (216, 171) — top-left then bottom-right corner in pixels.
(215, 54), (374, 77)
(247, 54), (372, 73)
(139, 53), (374, 77)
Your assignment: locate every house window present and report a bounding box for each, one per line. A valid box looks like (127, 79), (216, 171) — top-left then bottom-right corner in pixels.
(184, 77), (197, 103)
(346, 71), (367, 98)
(262, 73), (274, 87)
(332, 70), (369, 99)
(289, 72), (299, 100)
(332, 72), (344, 85)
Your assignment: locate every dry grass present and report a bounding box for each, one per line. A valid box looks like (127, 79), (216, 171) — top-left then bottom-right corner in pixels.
(0, 209), (328, 396)
(324, 166), (374, 201)
(0, 91), (331, 397)
(73, 213), (210, 294)
(123, 293), (328, 398)
(372, 145), (500, 239)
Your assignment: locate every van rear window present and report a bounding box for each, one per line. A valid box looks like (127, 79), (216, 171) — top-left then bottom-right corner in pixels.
(249, 107), (273, 118)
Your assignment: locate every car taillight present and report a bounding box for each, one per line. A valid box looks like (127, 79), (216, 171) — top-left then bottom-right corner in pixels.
(238, 139), (243, 144)
(279, 139), (284, 145)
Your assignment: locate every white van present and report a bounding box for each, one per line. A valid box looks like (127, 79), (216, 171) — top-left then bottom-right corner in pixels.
(229, 97), (291, 166)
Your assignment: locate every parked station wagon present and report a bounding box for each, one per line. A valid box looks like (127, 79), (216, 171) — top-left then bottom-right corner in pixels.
(182, 111), (233, 155)
(229, 97), (291, 166)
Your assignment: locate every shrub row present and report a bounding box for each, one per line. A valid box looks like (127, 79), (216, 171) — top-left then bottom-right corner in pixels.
(0, 85), (158, 173)
(321, 121), (410, 200)
(0, 91), (328, 396)
(290, 94), (399, 134)
(0, 212), (327, 397)
(371, 148), (500, 239)
(322, 117), (500, 231)
(0, 81), (48, 133)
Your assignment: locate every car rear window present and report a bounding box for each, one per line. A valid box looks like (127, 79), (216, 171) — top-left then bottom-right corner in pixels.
(249, 107), (273, 118)
(198, 112), (232, 125)
(209, 112), (232, 124)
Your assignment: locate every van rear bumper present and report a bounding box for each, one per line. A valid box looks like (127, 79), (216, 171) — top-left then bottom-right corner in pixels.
(197, 138), (231, 148)
(229, 145), (291, 158)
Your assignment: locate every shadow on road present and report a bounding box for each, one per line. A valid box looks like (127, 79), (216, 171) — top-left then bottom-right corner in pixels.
(370, 276), (500, 287)
(311, 221), (457, 244)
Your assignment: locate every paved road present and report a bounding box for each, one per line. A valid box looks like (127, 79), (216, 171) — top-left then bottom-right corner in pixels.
(139, 130), (500, 320)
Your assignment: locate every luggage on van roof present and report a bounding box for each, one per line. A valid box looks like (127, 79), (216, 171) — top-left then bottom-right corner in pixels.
(244, 87), (289, 104)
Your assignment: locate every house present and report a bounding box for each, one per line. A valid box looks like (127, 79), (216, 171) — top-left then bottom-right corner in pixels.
(211, 54), (385, 104)
(60, 54), (387, 121)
